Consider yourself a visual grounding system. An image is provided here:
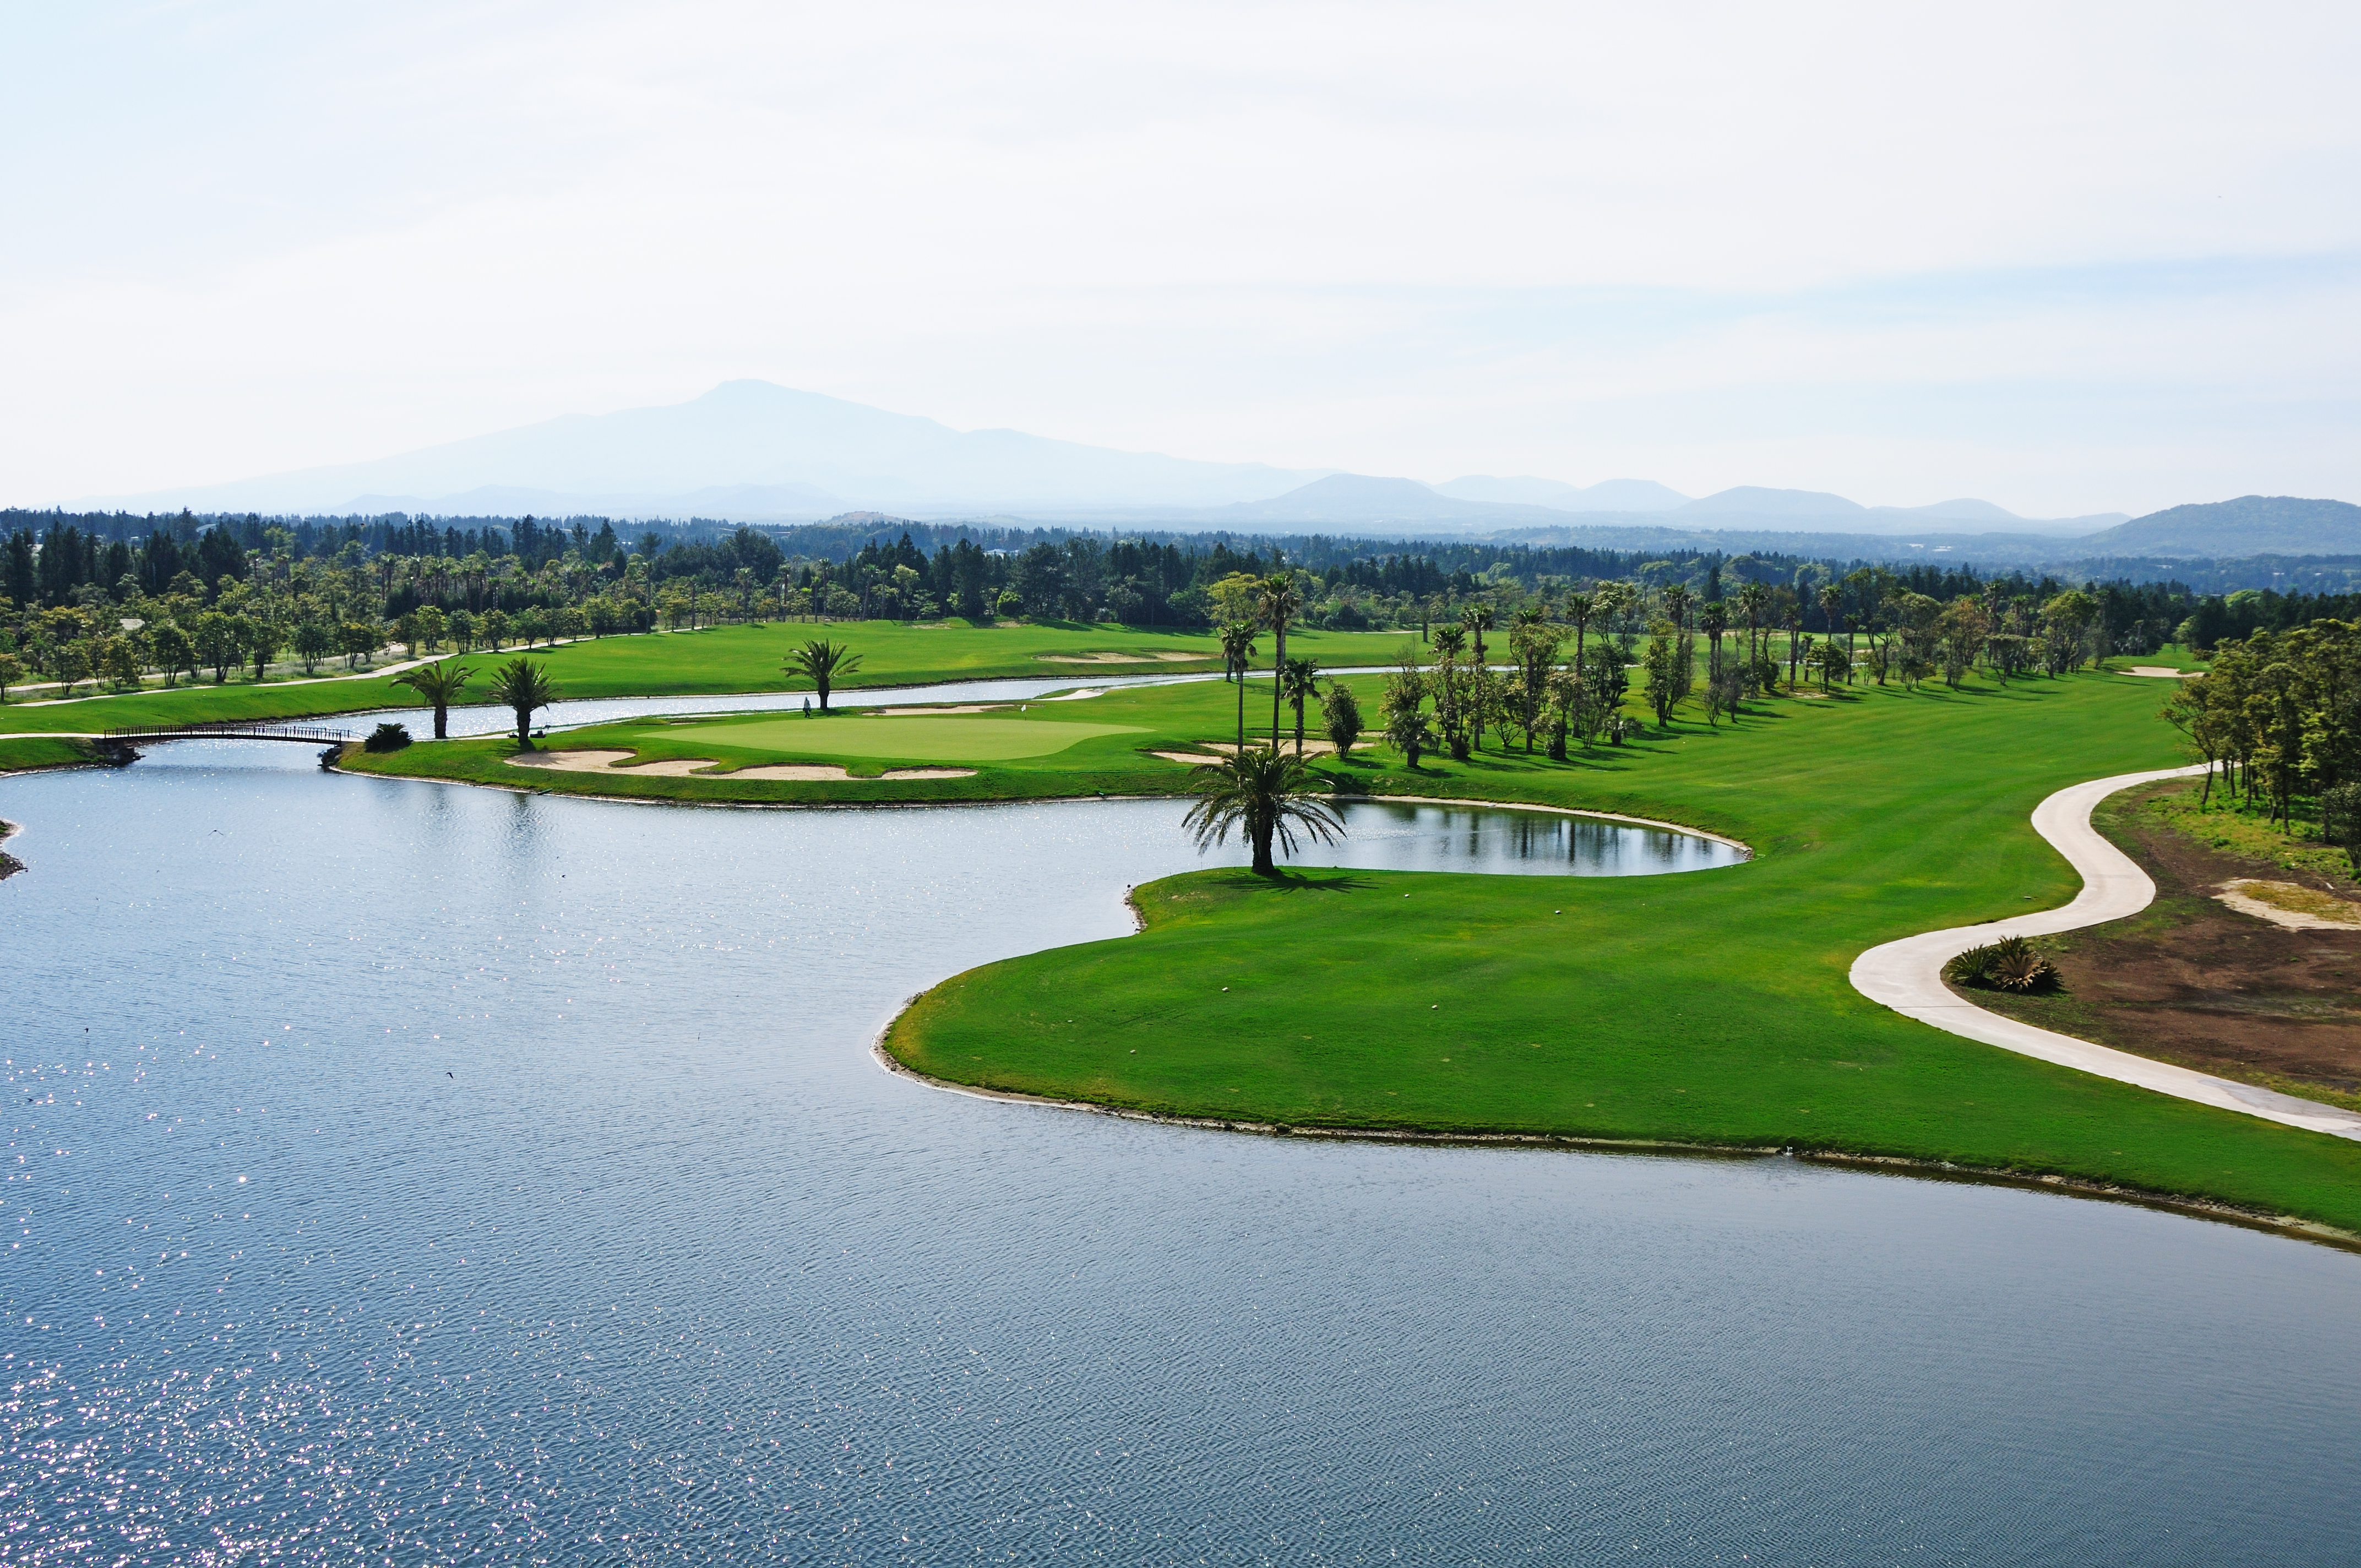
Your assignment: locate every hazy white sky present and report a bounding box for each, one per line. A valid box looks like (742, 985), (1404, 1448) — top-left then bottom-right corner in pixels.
(5, 0), (2357, 514)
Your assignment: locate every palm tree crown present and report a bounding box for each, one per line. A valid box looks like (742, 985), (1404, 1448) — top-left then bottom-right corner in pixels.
(1182, 745), (1345, 876)
(485, 657), (557, 747)
(787, 639), (863, 711)
(392, 658), (474, 740)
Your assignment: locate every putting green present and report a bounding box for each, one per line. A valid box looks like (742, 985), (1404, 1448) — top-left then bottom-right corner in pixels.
(670, 714), (1144, 763)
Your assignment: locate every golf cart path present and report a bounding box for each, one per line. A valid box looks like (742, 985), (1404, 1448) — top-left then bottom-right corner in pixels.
(1850, 763), (2361, 1142)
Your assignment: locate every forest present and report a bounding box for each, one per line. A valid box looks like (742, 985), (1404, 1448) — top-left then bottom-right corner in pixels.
(0, 506), (2264, 699)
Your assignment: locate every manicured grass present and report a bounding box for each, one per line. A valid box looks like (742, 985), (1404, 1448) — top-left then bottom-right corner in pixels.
(0, 736), (102, 774)
(885, 670), (2361, 1236)
(339, 673), (1310, 801)
(665, 713), (1143, 763)
(0, 620), (1421, 737)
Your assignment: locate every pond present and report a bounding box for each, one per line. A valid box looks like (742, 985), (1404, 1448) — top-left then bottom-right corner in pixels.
(3, 739), (2355, 1564)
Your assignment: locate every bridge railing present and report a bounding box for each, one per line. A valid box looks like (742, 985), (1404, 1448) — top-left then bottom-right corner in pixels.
(102, 721), (358, 744)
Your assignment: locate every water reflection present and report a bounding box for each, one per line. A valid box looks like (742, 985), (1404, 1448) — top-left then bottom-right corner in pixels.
(2, 753), (2355, 1564)
(1324, 800), (1739, 876)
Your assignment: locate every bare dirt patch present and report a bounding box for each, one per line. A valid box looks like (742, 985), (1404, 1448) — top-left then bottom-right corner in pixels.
(1972, 782), (2361, 1106)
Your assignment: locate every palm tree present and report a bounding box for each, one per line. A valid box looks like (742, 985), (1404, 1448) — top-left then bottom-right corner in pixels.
(1736, 582), (1767, 672)
(1182, 745), (1345, 876)
(787, 639), (863, 712)
(1563, 590), (1595, 669)
(1218, 620), (1260, 751)
(392, 658), (475, 740)
(485, 656), (557, 748)
(1256, 573), (1303, 746)
(1280, 655), (1320, 756)
(1464, 602), (1495, 666)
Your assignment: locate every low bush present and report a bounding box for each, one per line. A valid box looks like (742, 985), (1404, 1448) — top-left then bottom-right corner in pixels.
(1943, 935), (2059, 993)
(364, 722), (413, 753)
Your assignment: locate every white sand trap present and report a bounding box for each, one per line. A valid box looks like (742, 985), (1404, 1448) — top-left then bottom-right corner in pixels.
(720, 764), (975, 781)
(1201, 739), (1338, 756)
(1038, 651), (1209, 663)
(2121, 666), (2199, 678)
(2215, 879), (2361, 930)
(510, 750), (712, 776)
(507, 750), (973, 783)
(1151, 751), (1223, 765)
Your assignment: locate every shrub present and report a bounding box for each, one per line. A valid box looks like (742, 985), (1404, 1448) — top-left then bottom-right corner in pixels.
(2325, 782), (2361, 868)
(363, 722), (413, 753)
(1943, 935), (2058, 993)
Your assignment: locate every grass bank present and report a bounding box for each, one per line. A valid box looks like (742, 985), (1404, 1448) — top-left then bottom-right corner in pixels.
(883, 669), (2361, 1237)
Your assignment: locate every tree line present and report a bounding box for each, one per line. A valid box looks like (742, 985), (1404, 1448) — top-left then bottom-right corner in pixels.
(0, 503), (2218, 701)
(2165, 619), (2361, 846)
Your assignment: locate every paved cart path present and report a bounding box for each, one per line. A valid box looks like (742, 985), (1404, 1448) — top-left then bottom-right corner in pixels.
(1851, 764), (2361, 1141)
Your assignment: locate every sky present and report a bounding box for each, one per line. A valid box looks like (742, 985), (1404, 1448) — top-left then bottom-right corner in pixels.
(3, 0), (2357, 516)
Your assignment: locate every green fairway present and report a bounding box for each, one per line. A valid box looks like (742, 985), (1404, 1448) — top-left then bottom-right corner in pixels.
(878, 668), (2361, 1237)
(0, 620), (1419, 752)
(339, 672), (1288, 798)
(669, 712), (1144, 763)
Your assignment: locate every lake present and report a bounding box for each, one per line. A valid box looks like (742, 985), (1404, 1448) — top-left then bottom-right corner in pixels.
(4, 738), (2357, 1564)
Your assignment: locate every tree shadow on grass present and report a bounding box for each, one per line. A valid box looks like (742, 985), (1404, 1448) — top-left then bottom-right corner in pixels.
(1216, 867), (1375, 895)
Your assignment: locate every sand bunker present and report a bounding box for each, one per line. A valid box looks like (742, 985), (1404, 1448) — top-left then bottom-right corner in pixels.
(722, 764), (974, 781)
(507, 750), (973, 783)
(2215, 878), (2361, 930)
(1038, 651), (1209, 664)
(1150, 751), (1223, 766)
(2121, 666), (2199, 678)
(1200, 738), (1339, 756)
(510, 750), (711, 776)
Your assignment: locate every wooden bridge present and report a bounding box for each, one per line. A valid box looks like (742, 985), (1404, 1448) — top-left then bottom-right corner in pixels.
(102, 721), (360, 745)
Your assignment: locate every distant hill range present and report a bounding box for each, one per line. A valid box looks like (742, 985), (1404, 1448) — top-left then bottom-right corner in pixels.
(50, 380), (2355, 565)
(2069, 496), (2361, 557)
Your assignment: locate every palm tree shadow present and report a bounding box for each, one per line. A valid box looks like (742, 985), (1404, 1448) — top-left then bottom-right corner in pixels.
(1267, 868), (1375, 893)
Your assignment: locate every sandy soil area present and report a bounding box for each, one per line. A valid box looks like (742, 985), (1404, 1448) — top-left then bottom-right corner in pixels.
(507, 750), (973, 782)
(2217, 879), (2361, 929)
(2121, 666), (2199, 678)
(1150, 751), (1222, 765)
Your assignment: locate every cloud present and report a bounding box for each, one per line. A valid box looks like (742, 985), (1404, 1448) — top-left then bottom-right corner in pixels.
(3, 0), (2357, 512)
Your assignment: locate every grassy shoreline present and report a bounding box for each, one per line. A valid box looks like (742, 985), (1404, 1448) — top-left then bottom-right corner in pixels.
(871, 1036), (2361, 1250)
(875, 670), (2361, 1237)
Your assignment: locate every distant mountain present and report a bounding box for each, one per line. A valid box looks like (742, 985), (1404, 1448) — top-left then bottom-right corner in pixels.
(1435, 475), (1689, 512)
(73, 381), (1329, 517)
(2074, 496), (2361, 557)
(1676, 486), (1866, 518)
(1216, 473), (1561, 527)
(345, 481), (850, 520)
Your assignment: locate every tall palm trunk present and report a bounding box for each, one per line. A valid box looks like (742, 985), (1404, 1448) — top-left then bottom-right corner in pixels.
(1236, 669), (1246, 753)
(1271, 623), (1286, 747)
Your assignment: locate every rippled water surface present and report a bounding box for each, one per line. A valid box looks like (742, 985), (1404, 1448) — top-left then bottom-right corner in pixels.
(3, 742), (2357, 1565)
